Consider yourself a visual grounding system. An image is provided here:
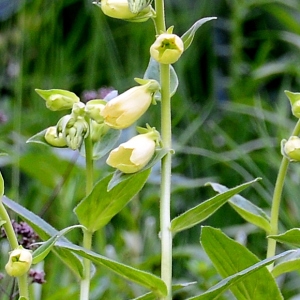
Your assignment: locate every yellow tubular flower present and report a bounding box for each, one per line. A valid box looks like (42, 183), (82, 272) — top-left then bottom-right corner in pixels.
(5, 248), (32, 277)
(106, 133), (156, 173)
(101, 79), (159, 129)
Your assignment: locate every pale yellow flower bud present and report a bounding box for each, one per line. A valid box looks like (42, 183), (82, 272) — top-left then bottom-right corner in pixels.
(44, 126), (67, 147)
(5, 247), (32, 277)
(85, 100), (106, 124)
(101, 79), (159, 129)
(100, 0), (136, 19)
(150, 33), (184, 64)
(35, 89), (79, 111)
(282, 136), (300, 162)
(106, 132), (158, 173)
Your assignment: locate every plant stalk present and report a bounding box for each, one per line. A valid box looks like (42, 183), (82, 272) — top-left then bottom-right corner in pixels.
(0, 201), (29, 299)
(80, 122), (94, 300)
(266, 119), (300, 268)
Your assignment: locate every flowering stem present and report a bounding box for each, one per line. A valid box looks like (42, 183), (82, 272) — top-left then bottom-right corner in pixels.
(266, 119), (300, 268)
(80, 121), (94, 300)
(0, 201), (29, 299)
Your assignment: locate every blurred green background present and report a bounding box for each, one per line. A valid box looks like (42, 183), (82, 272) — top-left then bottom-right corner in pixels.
(1, 0), (300, 299)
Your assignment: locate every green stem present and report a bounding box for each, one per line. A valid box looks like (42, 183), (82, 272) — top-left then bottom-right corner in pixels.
(80, 123), (94, 300)
(266, 119), (300, 268)
(154, 1), (172, 298)
(0, 201), (29, 299)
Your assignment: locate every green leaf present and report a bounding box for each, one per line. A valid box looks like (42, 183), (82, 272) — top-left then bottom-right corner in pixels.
(80, 128), (121, 160)
(74, 169), (151, 232)
(108, 148), (168, 191)
(268, 228), (300, 247)
(32, 225), (85, 265)
(209, 182), (271, 233)
(170, 178), (260, 234)
(193, 226), (285, 300)
(0, 171), (4, 197)
(58, 241), (167, 297)
(2, 196), (85, 278)
(27, 129), (57, 147)
(143, 57), (178, 100)
(272, 249), (300, 278)
(181, 17), (217, 51)
(131, 282), (197, 300)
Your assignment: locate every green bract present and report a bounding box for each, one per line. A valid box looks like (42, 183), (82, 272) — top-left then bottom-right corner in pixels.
(35, 89), (80, 111)
(285, 90), (300, 119)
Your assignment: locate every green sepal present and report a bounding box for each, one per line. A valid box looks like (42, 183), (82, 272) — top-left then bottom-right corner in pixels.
(285, 90), (300, 118)
(208, 181), (271, 233)
(181, 17), (217, 51)
(170, 178), (260, 234)
(143, 57), (178, 100)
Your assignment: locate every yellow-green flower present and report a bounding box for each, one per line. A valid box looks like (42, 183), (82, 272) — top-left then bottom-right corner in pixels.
(5, 247), (32, 277)
(282, 136), (300, 161)
(44, 126), (67, 148)
(106, 131), (158, 173)
(150, 33), (184, 64)
(101, 79), (159, 129)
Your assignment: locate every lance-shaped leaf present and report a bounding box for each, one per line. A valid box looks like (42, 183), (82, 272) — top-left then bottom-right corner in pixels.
(209, 181), (270, 233)
(74, 169), (151, 232)
(181, 17), (217, 51)
(32, 224), (85, 265)
(143, 57), (178, 99)
(170, 178), (260, 234)
(57, 240), (167, 298)
(272, 249), (300, 278)
(2, 196), (84, 278)
(268, 228), (300, 247)
(192, 226), (286, 300)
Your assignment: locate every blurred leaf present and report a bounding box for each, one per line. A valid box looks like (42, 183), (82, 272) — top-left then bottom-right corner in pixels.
(2, 196), (84, 278)
(181, 17), (217, 50)
(32, 224), (85, 265)
(131, 281), (197, 299)
(209, 182), (271, 233)
(74, 169), (151, 232)
(108, 148), (168, 191)
(268, 228), (300, 247)
(143, 57), (178, 99)
(190, 226), (287, 300)
(80, 128), (121, 160)
(58, 240), (167, 297)
(272, 249), (300, 278)
(170, 178), (260, 234)
(26, 129), (52, 147)
(0, 171), (4, 197)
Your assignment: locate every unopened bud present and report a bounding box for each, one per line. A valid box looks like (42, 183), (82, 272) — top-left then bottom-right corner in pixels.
(5, 247), (32, 277)
(44, 126), (67, 147)
(282, 136), (300, 161)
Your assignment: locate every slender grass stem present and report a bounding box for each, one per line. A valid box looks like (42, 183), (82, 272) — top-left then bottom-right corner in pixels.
(0, 201), (29, 299)
(80, 121), (94, 300)
(266, 119), (300, 269)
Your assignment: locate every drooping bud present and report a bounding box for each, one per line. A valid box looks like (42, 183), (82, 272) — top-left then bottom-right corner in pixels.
(85, 99), (106, 124)
(282, 136), (300, 162)
(44, 126), (67, 147)
(5, 247), (32, 277)
(35, 89), (80, 111)
(97, 0), (152, 22)
(101, 79), (160, 129)
(106, 126), (160, 173)
(150, 32), (184, 64)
